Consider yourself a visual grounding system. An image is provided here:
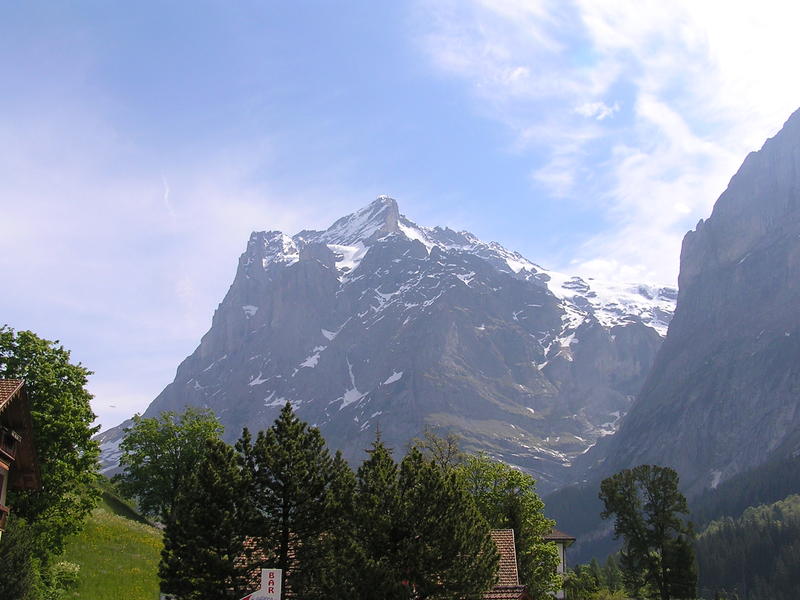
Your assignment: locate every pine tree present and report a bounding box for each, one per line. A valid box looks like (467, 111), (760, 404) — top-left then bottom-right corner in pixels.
(249, 402), (332, 599)
(305, 451), (363, 600)
(352, 436), (405, 600)
(159, 438), (254, 600)
(397, 448), (498, 599)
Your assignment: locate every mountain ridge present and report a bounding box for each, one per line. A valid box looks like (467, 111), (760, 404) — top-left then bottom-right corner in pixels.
(99, 196), (675, 491)
(575, 106), (800, 496)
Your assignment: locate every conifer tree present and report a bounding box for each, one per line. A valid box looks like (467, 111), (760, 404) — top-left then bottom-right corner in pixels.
(306, 451), (363, 600)
(159, 438), (254, 600)
(352, 436), (405, 600)
(249, 402), (332, 599)
(397, 448), (498, 599)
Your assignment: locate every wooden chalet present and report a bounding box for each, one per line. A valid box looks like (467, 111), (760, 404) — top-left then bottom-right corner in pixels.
(0, 380), (42, 538)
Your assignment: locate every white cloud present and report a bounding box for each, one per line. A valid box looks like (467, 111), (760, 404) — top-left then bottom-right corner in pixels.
(417, 0), (800, 283)
(575, 101), (619, 120)
(0, 104), (347, 431)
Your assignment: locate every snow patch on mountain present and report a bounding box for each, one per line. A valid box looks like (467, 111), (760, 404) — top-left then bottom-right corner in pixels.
(383, 371), (403, 385)
(542, 270), (676, 336)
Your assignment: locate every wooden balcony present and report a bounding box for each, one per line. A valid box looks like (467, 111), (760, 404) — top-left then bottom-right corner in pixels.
(0, 427), (20, 463)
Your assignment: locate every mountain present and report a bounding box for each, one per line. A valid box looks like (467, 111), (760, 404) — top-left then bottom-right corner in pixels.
(576, 107), (800, 497)
(98, 196), (674, 491)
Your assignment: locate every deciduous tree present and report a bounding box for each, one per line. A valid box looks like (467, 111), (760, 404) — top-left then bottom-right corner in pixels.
(117, 407), (223, 522)
(0, 326), (100, 560)
(456, 453), (560, 597)
(599, 464), (697, 600)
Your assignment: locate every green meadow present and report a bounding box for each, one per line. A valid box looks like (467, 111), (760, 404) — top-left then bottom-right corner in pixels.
(61, 483), (163, 600)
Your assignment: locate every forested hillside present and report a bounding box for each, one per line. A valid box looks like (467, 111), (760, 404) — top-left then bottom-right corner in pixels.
(696, 494), (800, 600)
(691, 454), (800, 528)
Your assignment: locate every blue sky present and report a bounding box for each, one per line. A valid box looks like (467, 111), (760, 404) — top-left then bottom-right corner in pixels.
(3, 1), (800, 430)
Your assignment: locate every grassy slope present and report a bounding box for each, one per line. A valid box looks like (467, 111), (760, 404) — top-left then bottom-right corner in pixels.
(62, 484), (162, 600)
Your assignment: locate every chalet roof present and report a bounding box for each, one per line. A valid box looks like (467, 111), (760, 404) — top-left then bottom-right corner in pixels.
(0, 380), (24, 412)
(490, 529), (519, 586)
(544, 528), (576, 543)
(485, 530), (527, 600)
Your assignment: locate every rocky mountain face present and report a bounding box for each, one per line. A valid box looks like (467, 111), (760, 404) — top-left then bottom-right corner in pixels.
(99, 197), (674, 492)
(576, 108), (800, 497)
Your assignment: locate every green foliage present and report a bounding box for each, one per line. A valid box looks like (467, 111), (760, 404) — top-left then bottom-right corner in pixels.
(160, 438), (253, 600)
(397, 448), (499, 598)
(141, 410), (557, 600)
(691, 454), (800, 528)
(599, 465), (696, 600)
(456, 453), (560, 597)
(306, 451), (362, 600)
(351, 438), (499, 600)
(0, 326), (101, 561)
(543, 482), (621, 565)
(61, 507), (163, 600)
(246, 402), (333, 599)
(564, 557), (629, 600)
(352, 438), (405, 599)
(696, 494), (800, 600)
(409, 426), (466, 469)
(116, 407), (223, 522)
(0, 517), (41, 600)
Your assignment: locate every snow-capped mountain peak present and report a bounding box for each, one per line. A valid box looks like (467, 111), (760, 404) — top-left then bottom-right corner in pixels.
(99, 196), (676, 491)
(305, 195), (401, 246)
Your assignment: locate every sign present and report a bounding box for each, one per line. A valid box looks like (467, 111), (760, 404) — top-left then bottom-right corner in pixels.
(239, 568), (282, 600)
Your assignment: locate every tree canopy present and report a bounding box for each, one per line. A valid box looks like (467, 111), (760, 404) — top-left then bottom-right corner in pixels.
(599, 464), (697, 600)
(0, 326), (100, 559)
(455, 452), (560, 597)
(244, 402), (333, 599)
(116, 407), (223, 522)
(160, 438), (254, 600)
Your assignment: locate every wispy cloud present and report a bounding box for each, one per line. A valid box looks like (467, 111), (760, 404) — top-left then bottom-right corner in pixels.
(416, 0), (800, 282)
(0, 104), (343, 430)
(575, 101), (619, 120)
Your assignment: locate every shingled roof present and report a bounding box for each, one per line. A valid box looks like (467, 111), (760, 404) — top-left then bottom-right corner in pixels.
(0, 380), (24, 412)
(484, 529), (528, 600)
(544, 528), (576, 544)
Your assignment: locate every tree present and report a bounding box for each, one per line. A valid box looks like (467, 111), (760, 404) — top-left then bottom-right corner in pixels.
(351, 440), (500, 599)
(599, 465), (697, 600)
(396, 448), (498, 598)
(246, 402), (332, 599)
(352, 436), (405, 600)
(0, 326), (100, 560)
(117, 407), (223, 522)
(456, 453), (560, 597)
(409, 426), (466, 470)
(0, 516), (40, 600)
(160, 438), (255, 600)
(304, 451), (363, 600)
